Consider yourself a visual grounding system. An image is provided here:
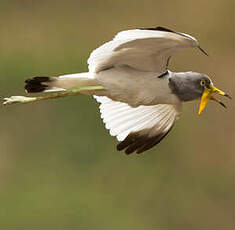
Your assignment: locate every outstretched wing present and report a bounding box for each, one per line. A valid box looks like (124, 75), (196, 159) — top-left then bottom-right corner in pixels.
(88, 26), (203, 74)
(94, 96), (182, 154)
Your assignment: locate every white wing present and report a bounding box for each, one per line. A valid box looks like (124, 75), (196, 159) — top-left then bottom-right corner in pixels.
(88, 27), (200, 74)
(94, 96), (182, 154)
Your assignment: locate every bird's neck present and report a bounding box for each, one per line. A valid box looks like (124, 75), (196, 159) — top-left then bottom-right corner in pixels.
(168, 72), (203, 102)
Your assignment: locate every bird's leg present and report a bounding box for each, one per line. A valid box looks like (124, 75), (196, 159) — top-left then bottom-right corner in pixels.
(3, 85), (104, 106)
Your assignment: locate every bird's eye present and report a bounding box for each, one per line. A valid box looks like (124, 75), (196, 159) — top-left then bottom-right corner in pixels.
(200, 80), (206, 86)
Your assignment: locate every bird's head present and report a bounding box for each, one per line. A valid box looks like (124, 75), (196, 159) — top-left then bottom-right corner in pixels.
(169, 72), (231, 115)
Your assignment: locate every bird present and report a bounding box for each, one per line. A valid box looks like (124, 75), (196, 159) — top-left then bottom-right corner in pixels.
(4, 26), (231, 154)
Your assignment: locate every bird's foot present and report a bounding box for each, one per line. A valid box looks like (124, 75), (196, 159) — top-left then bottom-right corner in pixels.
(3, 96), (37, 106)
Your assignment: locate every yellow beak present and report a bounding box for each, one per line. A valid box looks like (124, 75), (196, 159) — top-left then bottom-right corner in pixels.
(198, 84), (231, 116)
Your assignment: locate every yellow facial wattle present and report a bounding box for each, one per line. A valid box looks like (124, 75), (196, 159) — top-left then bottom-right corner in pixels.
(197, 84), (230, 116)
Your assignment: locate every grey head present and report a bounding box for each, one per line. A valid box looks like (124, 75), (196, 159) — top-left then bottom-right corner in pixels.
(168, 72), (212, 102)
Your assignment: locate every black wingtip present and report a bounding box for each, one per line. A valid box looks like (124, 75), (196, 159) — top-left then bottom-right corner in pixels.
(25, 76), (50, 93)
(139, 26), (176, 33)
(116, 126), (174, 155)
(198, 46), (209, 56)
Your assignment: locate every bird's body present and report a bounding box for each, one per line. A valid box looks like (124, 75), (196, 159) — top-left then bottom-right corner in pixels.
(4, 26), (230, 154)
(95, 68), (180, 106)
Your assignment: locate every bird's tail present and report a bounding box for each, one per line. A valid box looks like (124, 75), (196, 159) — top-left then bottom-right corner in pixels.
(25, 72), (99, 94)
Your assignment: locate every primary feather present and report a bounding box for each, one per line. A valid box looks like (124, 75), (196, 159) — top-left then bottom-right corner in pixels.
(88, 28), (198, 73)
(94, 96), (181, 154)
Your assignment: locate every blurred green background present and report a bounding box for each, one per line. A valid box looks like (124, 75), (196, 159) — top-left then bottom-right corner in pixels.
(1, 0), (235, 229)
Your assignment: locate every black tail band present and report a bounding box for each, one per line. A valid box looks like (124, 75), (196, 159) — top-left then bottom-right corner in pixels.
(25, 76), (50, 93)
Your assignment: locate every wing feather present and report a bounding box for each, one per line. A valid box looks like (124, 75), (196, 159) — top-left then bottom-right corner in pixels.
(88, 28), (199, 74)
(94, 96), (182, 154)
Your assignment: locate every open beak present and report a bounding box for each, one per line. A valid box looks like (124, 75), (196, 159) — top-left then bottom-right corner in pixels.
(197, 84), (231, 116)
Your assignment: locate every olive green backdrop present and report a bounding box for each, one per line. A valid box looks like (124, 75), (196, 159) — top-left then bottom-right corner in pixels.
(0, 0), (235, 229)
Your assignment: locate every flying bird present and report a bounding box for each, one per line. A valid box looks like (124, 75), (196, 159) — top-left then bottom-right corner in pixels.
(3, 26), (231, 154)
